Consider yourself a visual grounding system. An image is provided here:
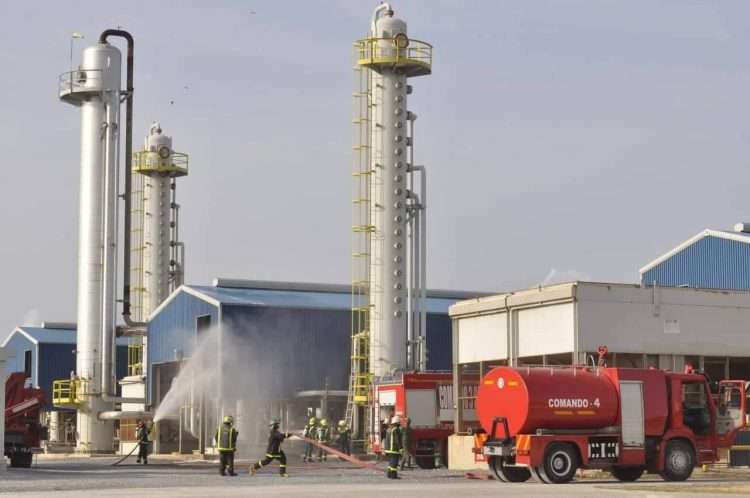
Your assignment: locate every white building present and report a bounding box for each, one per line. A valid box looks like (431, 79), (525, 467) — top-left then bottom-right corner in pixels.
(447, 281), (750, 469)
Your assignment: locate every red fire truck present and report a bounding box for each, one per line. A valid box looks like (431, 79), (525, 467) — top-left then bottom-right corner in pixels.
(4, 372), (46, 468)
(372, 372), (478, 468)
(474, 365), (746, 484)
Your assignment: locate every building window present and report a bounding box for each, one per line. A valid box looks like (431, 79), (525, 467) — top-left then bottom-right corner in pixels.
(23, 350), (32, 379)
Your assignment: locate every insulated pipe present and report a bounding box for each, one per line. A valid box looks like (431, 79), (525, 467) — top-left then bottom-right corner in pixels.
(98, 29), (144, 330)
(410, 164), (427, 370)
(371, 3), (393, 34)
(101, 99), (119, 397)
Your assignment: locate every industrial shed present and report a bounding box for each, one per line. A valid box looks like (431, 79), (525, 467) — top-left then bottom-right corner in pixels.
(446, 281), (750, 468)
(147, 279), (481, 454)
(641, 224), (750, 290)
(2, 323), (130, 406)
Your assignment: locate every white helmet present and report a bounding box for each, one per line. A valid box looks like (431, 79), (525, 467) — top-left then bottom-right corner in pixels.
(391, 415), (401, 425)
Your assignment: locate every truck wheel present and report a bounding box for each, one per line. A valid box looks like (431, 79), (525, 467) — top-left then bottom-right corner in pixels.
(530, 466), (549, 483)
(489, 457), (531, 483)
(611, 466), (644, 482)
(541, 443), (578, 484)
(660, 440), (694, 482)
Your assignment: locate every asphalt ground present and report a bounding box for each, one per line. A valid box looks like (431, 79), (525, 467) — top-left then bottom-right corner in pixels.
(2, 455), (750, 497)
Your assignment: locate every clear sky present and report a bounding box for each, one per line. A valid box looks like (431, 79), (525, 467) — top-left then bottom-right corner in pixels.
(1, 0), (749, 338)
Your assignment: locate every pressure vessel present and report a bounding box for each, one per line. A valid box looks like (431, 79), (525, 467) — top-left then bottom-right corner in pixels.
(477, 366), (619, 437)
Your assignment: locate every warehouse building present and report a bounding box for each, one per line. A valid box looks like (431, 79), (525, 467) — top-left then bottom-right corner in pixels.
(641, 223), (750, 290)
(147, 278), (482, 454)
(447, 281), (750, 468)
(2, 322), (131, 449)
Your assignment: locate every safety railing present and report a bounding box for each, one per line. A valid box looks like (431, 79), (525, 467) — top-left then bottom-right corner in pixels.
(52, 378), (87, 408)
(354, 37), (432, 76)
(58, 69), (105, 98)
(133, 150), (189, 177)
(128, 344), (144, 377)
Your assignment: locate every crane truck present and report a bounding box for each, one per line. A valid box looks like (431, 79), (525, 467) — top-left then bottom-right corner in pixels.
(474, 363), (746, 484)
(4, 372), (46, 468)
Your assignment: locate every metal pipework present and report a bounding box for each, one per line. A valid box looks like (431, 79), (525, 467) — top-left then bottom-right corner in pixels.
(97, 29), (145, 331)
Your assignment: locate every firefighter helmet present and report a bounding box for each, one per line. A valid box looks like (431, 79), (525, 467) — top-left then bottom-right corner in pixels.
(223, 415), (234, 425)
(391, 415), (401, 425)
(338, 420), (346, 427)
(308, 417), (318, 425)
(320, 418), (328, 427)
(269, 419), (280, 428)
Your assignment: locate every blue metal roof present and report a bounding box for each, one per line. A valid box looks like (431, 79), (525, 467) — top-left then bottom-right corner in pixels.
(2, 326), (133, 347)
(187, 285), (462, 313)
(13, 327), (76, 344)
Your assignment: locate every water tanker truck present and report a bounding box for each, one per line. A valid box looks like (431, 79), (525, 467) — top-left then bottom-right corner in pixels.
(474, 364), (746, 484)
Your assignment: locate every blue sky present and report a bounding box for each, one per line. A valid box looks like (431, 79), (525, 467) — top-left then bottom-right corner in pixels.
(1, 0), (749, 336)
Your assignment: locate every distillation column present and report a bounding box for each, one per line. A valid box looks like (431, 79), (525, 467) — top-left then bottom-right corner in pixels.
(59, 41), (122, 452)
(366, 5), (432, 377)
(131, 123), (188, 322)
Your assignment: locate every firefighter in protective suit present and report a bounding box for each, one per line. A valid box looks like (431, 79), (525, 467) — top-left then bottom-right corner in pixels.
(383, 415), (404, 479)
(135, 419), (150, 465)
(336, 420), (351, 456)
(302, 416), (318, 462)
(250, 420), (291, 477)
(316, 418), (331, 462)
(214, 415), (238, 476)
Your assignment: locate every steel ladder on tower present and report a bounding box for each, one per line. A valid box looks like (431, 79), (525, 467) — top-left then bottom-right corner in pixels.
(346, 51), (375, 448)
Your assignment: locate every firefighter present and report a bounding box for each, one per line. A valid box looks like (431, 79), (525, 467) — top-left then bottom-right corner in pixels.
(135, 419), (150, 465)
(377, 418), (388, 461)
(302, 416), (318, 462)
(250, 420), (291, 477)
(383, 415), (403, 479)
(316, 418), (331, 462)
(400, 417), (413, 470)
(214, 415), (238, 476)
(336, 420), (351, 456)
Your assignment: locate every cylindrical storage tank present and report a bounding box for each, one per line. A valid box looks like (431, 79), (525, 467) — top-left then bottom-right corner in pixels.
(477, 367), (619, 437)
(369, 10), (410, 377)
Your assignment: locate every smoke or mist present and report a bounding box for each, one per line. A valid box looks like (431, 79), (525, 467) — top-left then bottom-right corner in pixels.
(21, 308), (42, 327)
(541, 268), (591, 286)
(152, 324), (276, 452)
(150, 307), (350, 456)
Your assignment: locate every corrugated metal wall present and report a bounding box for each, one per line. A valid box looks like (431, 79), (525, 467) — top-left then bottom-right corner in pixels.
(38, 343), (73, 407)
(146, 291), (454, 405)
(426, 313), (452, 371)
(642, 236), (750, 290)
(148, 291), (218, 365)
(222, 305), (351, 397)
(3, 333), (35, 384)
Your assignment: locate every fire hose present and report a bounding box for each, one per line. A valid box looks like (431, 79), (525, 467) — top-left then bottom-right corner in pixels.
(111, 442), (140, 466)
(290, 434), (381, 472)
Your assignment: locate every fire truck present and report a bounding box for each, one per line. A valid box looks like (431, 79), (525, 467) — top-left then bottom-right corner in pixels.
(474, 364), (746, 484)
(372, 372), (478, 468)
(4, 372), (46, 468)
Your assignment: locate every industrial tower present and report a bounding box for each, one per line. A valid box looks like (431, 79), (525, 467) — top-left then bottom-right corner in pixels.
(348, 3), (432, 440)
(57, 31), (188, 452)
(130, 123), (188, 381)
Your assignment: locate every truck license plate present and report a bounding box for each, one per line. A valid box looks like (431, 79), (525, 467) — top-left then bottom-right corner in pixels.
(588, 437), (618, 460)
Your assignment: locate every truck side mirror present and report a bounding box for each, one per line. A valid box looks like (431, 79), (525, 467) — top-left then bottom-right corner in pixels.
(716, 381), (746, 434)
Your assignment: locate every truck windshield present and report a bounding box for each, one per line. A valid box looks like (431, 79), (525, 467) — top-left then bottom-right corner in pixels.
(682, 381), (711, 436)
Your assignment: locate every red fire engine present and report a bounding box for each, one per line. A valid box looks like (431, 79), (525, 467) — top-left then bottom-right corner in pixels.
(474, 364), (746, 484)
(372, 372), (478, 467)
